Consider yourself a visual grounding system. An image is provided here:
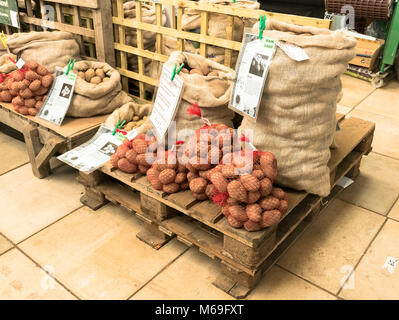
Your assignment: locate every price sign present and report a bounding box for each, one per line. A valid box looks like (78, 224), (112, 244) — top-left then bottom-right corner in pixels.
(0, 0), (20, 28)
(37, 67), (76, 126)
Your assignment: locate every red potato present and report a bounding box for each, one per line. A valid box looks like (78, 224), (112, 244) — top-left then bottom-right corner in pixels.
(163, 183), (180, 194)
(246, 191), (261, 204)
(205, 184), (217, 199)
(279, 200), (288, 214)
(261, 210), (282, 228)
(25, 70), (40, 81)
(138, 164), (149, 174)
(132, 139), (147, 154)
(239, 174), (260, 192)
(41, 74), (54, 88)
(272, 187), (287, 201)
(29, 79), (41, 91)
(244, 220), (262, 232)
(227, 180), (247, 203)
(259, 196), (280, 211)
(189, 177), (207, 194)
(36, 65), (49, 76)
(260, 178), (273, 197)
(192, 192), (208, 200)
(116, 144), (130, 158)
(228, 205), (248, 222)
(28, 108), (37, 116)
(227, 215), (243, 228)
(159, 169), (176, 185)
(117, 158), (137, 173)
(246, 204), (262, 222)
(175, 172), (187, 184)
(110, 154), (119, 168)
(125, 149), (137, 164)
(209, 171), (228, 193)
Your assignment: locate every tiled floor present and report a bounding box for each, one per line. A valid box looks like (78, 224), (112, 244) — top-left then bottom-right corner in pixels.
(0, 75), (399, 300)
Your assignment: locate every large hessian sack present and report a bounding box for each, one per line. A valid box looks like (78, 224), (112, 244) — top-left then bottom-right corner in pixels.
(165, 51), (235, 135)
(68, 60), (132, 117)
(180, 0), (260, 66)
(239, 19), (357, 197)
(0, 53), (17, 74)
(0, 31), (81, 74)
(123, 1), (166, 75)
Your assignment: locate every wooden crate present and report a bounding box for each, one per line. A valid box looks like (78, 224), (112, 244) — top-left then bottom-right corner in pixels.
(1, 0), (114, 65)
(0, 102), (108, 178)
(78, 115), (375, 298)
(111, 0), (331, 101)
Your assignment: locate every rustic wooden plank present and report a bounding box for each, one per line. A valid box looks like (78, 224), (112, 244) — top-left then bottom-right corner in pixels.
(167, 190), (198, 209)
(116, 0), (129, 91)
(176, 7), (184, 51)
(114, 42), (169, 63)
(24, 0), (35, 31)
(199, 11), (209, 57)
(190, 200), (223, 223)
(224, 15), (234, 67)
(41, 0), (99, 9)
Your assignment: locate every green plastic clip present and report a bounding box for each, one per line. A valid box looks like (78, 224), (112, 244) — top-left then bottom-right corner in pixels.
(259, 14), (266, 39)
(171, 63), (185, 81)
(66, 58), (76, 75)
(112, 119), (120, 136)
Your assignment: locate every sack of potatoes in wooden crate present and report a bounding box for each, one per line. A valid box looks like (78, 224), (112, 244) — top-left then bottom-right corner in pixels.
(0, 53), (17, 74)
(0, 31), (81, 75)
(144, 51), (235, 137)
(104, 100), (153, 135)
(123, 1), (167, 76)
(110, 133), (158, 175)
(68, 60), (132, 117)
(239, 19), (357, 197)
(0, 62), (54, 116)
(178, 0), (260, 66)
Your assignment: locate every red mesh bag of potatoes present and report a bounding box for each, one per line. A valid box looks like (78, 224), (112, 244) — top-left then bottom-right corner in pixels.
(0, 61), (53, 116)
(179, 103), (241, 200)
(110, 133), (158, 174)
(210, 144), (288, 232)
(147, 143), (190, 194)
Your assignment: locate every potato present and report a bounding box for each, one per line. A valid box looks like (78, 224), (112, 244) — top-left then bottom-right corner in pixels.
(95, 68), (105, 79)
(279, 200), (288, 214)
(85, 68), (95, 82)
(260, 178), (273, 197)
(175, 172), (187, 184)
(133, 116), (139, 121)
(17, 81), (28, 91)
(12, 96), (24, 106)
(199, 63), (210, 76)
(110, 153), (119, 168)
(11, 82), (19, 91)
(189, 68), (203, 75)
(125, 149), (137, 164)
(252, 169), (265, 180)
(12, 71), (24, 82)
(259, 196), (280, 211)
(244, 220), (262, 232)
(35, 100), (44, 109)
(221, 164), (236, 178)
(90, 76), (102, 85)
(147, 168), (163, 190)
(163, 183), (180, 194)
(29, 79), (42, 91)
(207, 71), (219, 77)
(118, 158), (137, 173)
(246, 204), (262, 222)
(138, 164), (149, 174)
(192, 192), (208, 200)
(209, 172), (228, 193)
(25, 61), (38, 70)
(271, 188), (287, 201)
(187, 172), (198, 183)
(227, 197), (239, 206)
(24, 98), (36, 108)
(41, 74), (54, 88)
(20, 88), (33, 99)
(229, 205), (248, 222)
(42, 95), (47, 102)
(116, 144), (130, 158)
(28, 108), (37, 116)
(246, 191), (261, 204)
(227, 215), (243, 228)
(239, 174), (260, 192)
(205, 184), (217, 199)
(189, 177), (207, 194)
(227, 180), (247, 203)
(261, 210), (281, 228)
(36, 65), (49, 76)
(78, 71), (85, 79)
(102, 77), (110, 82)
(159, 168), (176, 185)
(180, 68), (189, 74)
(33, 86), (48, 96)
(25, 70), (40, 81)
(34, 95), (43, 101)
(19, 107), (29, 115)
(132, 139), (147, 154)
(136, 153), (154, 166)
(0, 90), (12, 102)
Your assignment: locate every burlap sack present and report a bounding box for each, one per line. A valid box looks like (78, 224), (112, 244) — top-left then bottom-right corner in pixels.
(239, 19), (357, 197)
(180, 0), (260, 66)
(0, 53), (17, 74)
(0, 31), (81, 74)
(165, 51), (235, 136)
(68, 60), (132, 117)
(104, 101), (153, 134)
(123, 1), (166, 75)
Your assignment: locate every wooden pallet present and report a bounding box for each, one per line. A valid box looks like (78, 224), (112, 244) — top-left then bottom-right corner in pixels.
(111, 0), (331, 101)
(78, 116), (375, 298)
(1, 0), (114, 66)
(0, 102), (108, 178)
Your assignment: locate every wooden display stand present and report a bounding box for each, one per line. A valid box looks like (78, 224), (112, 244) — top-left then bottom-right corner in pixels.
(0, 102), (107, 178)
(78, 115), (375, 298)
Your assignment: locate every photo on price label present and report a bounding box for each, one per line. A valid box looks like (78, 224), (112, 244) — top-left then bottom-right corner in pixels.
(249, 53), (269, 77)
(60, 83), (73, 99)
(98, 142), (118, 157)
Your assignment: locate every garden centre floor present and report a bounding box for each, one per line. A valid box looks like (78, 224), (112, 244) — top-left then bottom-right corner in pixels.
(1, 75), (399, 300)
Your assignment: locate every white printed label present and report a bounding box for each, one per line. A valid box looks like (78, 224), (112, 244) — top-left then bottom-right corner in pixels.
(16, 58), (25, 69)
(58, 125), (123, 174)
(37, 67), (77, 126)
(126, 129), (138, 140)
(276, 41), (309, 61)
(150, 64), (183, 139)
(229, 33), (276, 120)
(10, 10), (19, 28)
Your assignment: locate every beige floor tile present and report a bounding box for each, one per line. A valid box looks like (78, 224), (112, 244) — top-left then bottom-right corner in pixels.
(248, 266), (336, 300)
(388, 199), (399, 222)
(0, 164), (83, 243)
(349, 109), (399, 159)
(339, 153), (399, 215)
(132, 248), (233, 300)
(356, 81), (399, 119)
(0, 248), (75, 300)
(340, 75), (376, 108)
(0, 234), (12, 255)
(340, 220), (399, 300)
(20, 204), (188, 300)
(337, 105), (352, 115)
(278, 199), (385, 294)
(0, 131), (29, 175)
